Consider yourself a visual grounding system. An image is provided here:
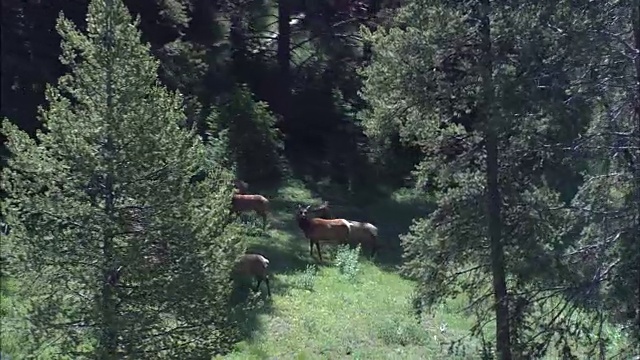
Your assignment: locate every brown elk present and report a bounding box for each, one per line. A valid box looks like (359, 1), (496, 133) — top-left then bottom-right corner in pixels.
(232, 253), (271, 296)
(295, 204), (351, 262)
(231, 194), (270, 229)
(306, 201), (380, 258)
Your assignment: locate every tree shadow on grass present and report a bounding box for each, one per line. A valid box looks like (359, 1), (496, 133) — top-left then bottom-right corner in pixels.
(226, 253), (312, 344)
(245, 242), (310, 276)
(228, 286), (274, 343)
(368, 196), (435, 271)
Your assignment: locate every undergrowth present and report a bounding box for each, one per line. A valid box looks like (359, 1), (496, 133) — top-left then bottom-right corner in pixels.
(334, 244), (361, 282)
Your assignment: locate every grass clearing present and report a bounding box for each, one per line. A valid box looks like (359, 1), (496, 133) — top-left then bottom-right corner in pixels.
(225, 180), (634, 359)
(224, 182), (483, 359)
(223, 260), (480, 360)
(1, 180), (634, 359)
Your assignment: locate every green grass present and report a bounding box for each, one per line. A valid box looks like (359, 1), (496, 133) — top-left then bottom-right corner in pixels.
(1, 180), (634, 359)
(221, 181), (485, 359)
(223, 180), (634, 360)
(222, 262), (481, 360)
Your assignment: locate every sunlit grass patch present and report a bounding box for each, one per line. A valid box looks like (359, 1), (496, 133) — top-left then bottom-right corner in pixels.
(221, 259), (485, 360)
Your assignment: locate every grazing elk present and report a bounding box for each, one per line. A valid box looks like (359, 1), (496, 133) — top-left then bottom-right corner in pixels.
(233, 253), (271, 296)
(231, 193), (270, 229)
(295, 204), (351, 262)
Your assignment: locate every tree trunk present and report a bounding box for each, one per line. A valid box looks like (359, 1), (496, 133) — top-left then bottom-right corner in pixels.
(362, 0), (379, 63)
(631, 1), (640, 344)
(486, 131), (512, 360)
(229, 12), (247, 80)
(99, 2), (119, 356)
(478, 0), (512, 358)
(277, 0), (291, 124)
(100, 173), (118, 359)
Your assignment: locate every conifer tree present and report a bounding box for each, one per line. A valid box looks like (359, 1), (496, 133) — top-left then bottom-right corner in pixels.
(359, 0), (633, 358)
(1, 0), (245, 357)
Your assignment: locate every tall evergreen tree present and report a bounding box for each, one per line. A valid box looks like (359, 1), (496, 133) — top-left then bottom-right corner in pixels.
(359, 0), (630, 358)
(0, 0), (246, 357)
(566, 1), (640, 353)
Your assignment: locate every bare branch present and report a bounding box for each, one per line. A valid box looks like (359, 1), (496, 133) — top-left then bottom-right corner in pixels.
(590, 29), (640, 58)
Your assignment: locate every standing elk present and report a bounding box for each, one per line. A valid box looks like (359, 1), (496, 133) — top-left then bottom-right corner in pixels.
(233, 253), (271, 296)
(345, 220), (380, 258)
(306, 201), (380, 258)
(231, 193), (270, 229)
(295, 204), (351, 262)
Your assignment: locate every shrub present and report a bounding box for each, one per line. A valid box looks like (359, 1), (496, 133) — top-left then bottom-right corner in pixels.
(376, 317), (428, 347)
(334, 244), (361, 281)
(296, 264), (318, 290)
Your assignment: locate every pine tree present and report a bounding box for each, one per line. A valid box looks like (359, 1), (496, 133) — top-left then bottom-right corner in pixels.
(566, 1), (640, 354)
(359, 0), (631, 358)
(0, 0), (246, 357)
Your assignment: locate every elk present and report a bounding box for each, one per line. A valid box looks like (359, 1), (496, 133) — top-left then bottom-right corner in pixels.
(345, 220), (380, 258)
(232, 253), (271, 296)
(231, 194), (270, 229)
(308, 201), (380, 258)
(295, 204), (351, 262)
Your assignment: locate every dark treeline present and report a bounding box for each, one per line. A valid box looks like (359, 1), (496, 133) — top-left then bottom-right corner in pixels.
(1, 0), (413, 192)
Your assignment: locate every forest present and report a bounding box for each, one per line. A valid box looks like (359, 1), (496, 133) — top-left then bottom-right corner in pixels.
(1, 0), (639, 359)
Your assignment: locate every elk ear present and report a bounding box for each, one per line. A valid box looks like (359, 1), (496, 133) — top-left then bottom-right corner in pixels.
(304, 205), (312, 211)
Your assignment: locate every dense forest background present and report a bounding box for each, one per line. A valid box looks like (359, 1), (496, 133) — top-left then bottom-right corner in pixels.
(1, 0), (639, 359)
(1, 0), (411, 192)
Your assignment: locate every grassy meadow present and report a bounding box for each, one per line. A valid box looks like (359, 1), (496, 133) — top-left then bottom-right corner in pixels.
(220, 181), (481, 359)
(0, 180), (632, 359)
(220, 180), (631, 360)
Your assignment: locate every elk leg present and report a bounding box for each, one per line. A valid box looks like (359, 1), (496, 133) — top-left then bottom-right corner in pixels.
(264, 276), (271, 297)
(316, 242), (322, 262)
(255, 277), (262, 292)
(309, 240), (314, 258)
(370, 235), (379, 258)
